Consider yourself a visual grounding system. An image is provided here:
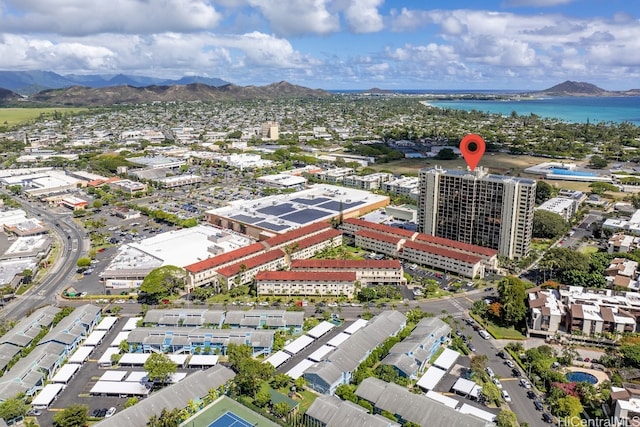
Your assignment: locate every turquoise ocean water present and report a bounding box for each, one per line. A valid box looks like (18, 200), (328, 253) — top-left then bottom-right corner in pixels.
(428, 96), (640, 125)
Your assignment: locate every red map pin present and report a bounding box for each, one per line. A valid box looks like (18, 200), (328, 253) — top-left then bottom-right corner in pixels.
(459, 134), (486, 172)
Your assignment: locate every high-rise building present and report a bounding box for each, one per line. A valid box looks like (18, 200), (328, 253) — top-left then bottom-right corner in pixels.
(418, 166), (536, 259)
(261, 121), (279, 141)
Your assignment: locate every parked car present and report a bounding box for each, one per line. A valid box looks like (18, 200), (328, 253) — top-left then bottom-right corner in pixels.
(511, 368), (521, 377)
(543, 413), (553, 423)
(505, 360), (515, 368)
(497, 351), (506, 359)
(486, 367), (495, 378)
(493, 378), (503, 389)
(106, 407), (116, 418)
(501, 390), (512, 403)
(467, 343), (476, 352)
(535, 400), (544, 411)
(527, 390), (536, 399)
(520, 378), (532, 389)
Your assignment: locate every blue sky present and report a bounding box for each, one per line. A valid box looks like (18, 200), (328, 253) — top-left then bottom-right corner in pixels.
(0, 0), (638, 90)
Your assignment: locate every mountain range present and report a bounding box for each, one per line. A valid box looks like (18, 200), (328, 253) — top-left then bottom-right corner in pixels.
(0, 70), (229, 95)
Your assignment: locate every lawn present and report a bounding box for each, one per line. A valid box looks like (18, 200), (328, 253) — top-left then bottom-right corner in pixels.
(368, 153), (555, 176)
(0, 107), (88, 126)
(470, 312), (526, 340)
(580, 245), (600, 254)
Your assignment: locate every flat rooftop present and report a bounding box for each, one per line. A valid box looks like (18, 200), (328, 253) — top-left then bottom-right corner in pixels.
(0, 258), (37, 285)
(207, 184), (389, 234)
(103, 225), (254, 275)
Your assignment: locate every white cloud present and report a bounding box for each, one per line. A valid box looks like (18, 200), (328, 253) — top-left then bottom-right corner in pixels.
(343, 0), (384, 33)
(503, 0), (575, 6)
(389, 8), (433, 32)
(0, 0), (222, 36)
(247, 0), (339, 36)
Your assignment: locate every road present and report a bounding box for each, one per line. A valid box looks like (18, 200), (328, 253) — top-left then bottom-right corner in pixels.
(0, 193), (88, 321)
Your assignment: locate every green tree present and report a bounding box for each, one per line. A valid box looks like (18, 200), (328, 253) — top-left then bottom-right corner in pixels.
(535, 181), (555, 204)
(497, 276), (527, 325)
(335, 384), (358, 403)
(434, 148), (457, 160)
(588, 155), (608, 169)
(254, 387), (271, 408)
(144, 353), (176, 386)
(93, 199), (103, 209)
(533, 210), (567, 239)
(272, 402), (290, 418)
(139, 265), (186, 302)
(0, 397), (28, 421)
(482, 380), (502, 404)
(146, 407), (183, 427)
(234, 360), (274, 397)
(496, 410), (519, 427)
(53, 404), (88, 427)
(227, 343), (253, 372)
(552, 395), (583, 418)
(124, 397), (139, 408)
(470, 354), (489, 376)
(76, 257), (92, 268)
(621, 343), (640, 368)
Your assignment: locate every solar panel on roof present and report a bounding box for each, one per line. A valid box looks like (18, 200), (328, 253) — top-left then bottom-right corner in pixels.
(231, 214), (263, 224)
(256, 222), (290, 232)
(257, 203), (295, 216)
(318, 200), (363, 211)
(291, 197), (330, 205)
(281, 209), (327, 224)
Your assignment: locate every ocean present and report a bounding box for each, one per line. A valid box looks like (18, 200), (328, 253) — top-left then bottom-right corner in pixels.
(427, 96), (640, 125)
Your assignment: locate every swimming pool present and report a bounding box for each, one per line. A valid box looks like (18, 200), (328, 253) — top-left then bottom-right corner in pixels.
(565, 371), (598, 384)
(549, 168), (597, 177)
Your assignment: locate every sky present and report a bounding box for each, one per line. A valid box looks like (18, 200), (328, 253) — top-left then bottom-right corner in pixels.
(0, 0), (639, 90)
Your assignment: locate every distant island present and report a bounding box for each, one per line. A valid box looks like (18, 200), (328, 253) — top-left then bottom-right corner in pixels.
(532, 80), (640, 97)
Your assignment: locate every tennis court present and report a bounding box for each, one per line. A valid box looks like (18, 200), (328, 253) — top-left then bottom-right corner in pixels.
(208, 411), (254, 427)
(182, 396), (279, 427)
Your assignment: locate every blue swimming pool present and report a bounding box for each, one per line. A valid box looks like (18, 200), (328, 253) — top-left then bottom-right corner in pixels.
(565, 371), (598, 384)
(549, 168), (597, 177)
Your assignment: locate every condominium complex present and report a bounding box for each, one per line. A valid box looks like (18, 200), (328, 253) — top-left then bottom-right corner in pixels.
(418, 167), (536, 259)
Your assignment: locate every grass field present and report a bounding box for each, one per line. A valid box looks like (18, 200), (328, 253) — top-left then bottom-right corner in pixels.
(181, 396), (279, 427)
(368, 153), (549, 176)
(0, 108), (87, 126)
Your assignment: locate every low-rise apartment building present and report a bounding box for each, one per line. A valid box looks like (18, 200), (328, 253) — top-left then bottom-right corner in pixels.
(256, 270), (357, 298)
(344, 218), (497, 279)
(527, 286), (637, 338)
(290, 259), (405, 286)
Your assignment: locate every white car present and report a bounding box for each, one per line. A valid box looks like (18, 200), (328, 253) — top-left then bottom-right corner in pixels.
(485, 367), (495, 378)
(505, 360), (515, 368)
(493, 378), (503, 389)
(501, 390), (512, 403)
(105, 407), (116, 418)
(520, 378), (532, 389)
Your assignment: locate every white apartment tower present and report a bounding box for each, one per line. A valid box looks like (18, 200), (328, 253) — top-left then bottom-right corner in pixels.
(418, 167), (536, 259)
(261, 121), (279, 141)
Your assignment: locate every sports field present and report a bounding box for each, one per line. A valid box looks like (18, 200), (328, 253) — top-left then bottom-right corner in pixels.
(0, 108), (87, 126)
(181, 396), (279, 427)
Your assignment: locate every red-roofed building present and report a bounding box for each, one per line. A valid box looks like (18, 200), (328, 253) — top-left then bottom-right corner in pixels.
(413, 233), (497, 259)
(355, 229), (405, 258)
(263, 222), (332, 250)
(342, 217), (416, 239)
(290, 229), (343, 260)
(256, 270), (357, 298)
(346, 218), (497, 278)
(291, 259), (405, 286)
(401, 240), (485, 278)
(217, 249), (288, 287)
(185, 242), (266, 290)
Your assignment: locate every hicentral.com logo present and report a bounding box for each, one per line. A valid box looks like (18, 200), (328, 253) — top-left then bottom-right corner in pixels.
(558, 416), (638, 427)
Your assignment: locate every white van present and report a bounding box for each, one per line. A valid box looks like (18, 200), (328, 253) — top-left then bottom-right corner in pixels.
(479, 330), (491, 340)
